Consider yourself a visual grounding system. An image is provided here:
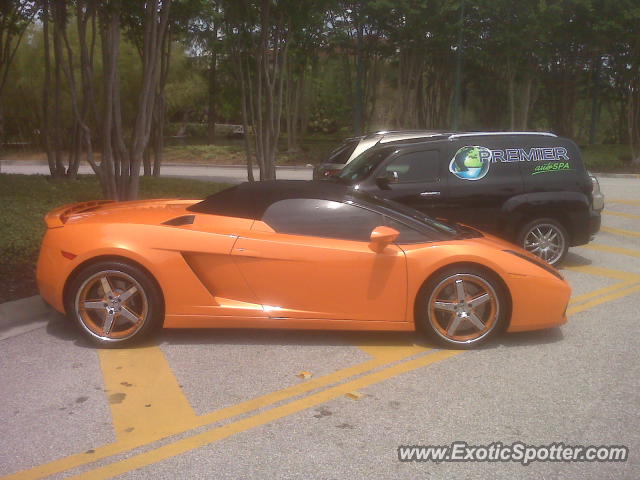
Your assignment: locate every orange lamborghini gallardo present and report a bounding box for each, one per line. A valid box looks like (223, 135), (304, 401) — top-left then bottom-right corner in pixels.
(36, 181), (570, 349)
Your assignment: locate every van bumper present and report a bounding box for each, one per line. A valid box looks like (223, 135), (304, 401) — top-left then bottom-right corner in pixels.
(588, 210), (601, 241)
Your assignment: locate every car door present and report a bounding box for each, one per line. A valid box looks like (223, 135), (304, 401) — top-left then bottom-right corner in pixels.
(231, 198), (408, 322)
(361, 149), (446, 218)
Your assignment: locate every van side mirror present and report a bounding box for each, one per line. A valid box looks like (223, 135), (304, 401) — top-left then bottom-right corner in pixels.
(376, 170), (399, 188)
(369, 226), (399, 252)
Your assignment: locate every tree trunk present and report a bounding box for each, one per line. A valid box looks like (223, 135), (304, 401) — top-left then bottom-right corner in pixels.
(51, 1), (66, 177)
(397, 48), (423, 129)
(630, 77), (640, 164)
(237, 53), (254, 182)
(127, 0), (172, 200)
(353, 19), (364, 135)
(42, 0), (57, 177)
(506, 59), (516, 131)
(518, 74), (534, 130)
(0, 102), (4, 173)
(143, 148), (152, 176)
(99, 8), (119, 199)
(207, 48), (217, 144)
(152, 94), (165, 176)
(285, 62), (305, 153)
(285, 62), (293, 151)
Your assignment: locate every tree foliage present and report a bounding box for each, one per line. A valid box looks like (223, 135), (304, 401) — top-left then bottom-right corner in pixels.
(2, 0), (639, 189)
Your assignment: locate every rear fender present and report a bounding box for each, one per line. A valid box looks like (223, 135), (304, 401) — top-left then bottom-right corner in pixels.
(502, 192), (589, 242)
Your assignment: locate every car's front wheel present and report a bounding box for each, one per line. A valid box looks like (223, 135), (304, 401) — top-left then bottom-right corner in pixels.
(417, 267), (508, 349)
(65, 261), (163, 347)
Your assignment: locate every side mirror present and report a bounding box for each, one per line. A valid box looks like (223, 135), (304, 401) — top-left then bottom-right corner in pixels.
(375, 170), (399, 188)
(369, 226), (400, 253)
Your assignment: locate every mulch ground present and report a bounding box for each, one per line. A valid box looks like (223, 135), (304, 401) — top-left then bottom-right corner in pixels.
(0, 261), (38, 303)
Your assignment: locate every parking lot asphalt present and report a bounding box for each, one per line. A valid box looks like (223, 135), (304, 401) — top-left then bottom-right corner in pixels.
(1, 177), (639, 480)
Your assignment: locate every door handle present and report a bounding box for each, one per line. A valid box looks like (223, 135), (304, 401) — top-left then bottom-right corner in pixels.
(420, 191), (441, 196)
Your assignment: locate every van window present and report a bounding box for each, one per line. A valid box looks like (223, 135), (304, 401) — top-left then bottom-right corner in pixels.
(384, 150), (439, 183)
(337, 147), (394, 184)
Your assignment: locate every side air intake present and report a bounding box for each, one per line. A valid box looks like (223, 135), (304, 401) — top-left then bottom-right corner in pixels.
(163, 215), (195, 226)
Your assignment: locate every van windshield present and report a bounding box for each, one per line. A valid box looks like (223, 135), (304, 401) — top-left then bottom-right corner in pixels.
(336, 147), (393, 184)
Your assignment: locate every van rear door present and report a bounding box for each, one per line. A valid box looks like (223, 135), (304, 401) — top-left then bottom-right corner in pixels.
(518, 137), (591, 198)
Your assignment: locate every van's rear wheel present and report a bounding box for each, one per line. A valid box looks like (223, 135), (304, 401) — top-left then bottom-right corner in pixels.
(517, 218), (568, 266)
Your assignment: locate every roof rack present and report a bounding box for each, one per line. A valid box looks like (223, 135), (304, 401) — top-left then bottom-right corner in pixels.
(448, 132), (557, 140)
(373, 129), (436, 135)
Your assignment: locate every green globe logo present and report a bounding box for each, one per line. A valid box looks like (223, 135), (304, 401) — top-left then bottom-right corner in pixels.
(449, 146), (491, 180)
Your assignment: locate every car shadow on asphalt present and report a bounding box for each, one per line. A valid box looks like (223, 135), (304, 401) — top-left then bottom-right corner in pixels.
(44, 310), (564, 351)
(491, 327), (565, 349)
(560, 251), (592, 268)
(158, 329), (426, 348)
(45, 313), (98, 349)
(155, 326), (564, 351)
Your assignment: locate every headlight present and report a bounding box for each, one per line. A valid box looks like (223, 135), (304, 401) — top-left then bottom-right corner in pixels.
(503, 249), (564, 281)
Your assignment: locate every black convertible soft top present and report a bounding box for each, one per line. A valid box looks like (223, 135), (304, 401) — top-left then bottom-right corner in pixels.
(188, 179), (461, 238)
(187, 180), (356, 219)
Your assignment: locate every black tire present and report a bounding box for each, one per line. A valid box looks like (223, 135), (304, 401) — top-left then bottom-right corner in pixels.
(64, 260), (163, 347)
(416, 266), (508, 349)
(516, 218), (569, 266)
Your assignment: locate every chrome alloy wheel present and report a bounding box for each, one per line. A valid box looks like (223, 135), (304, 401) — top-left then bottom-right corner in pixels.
(522, 223), (566, 264)
(74, 270), (148, 342)
(427, 274), (499, 345)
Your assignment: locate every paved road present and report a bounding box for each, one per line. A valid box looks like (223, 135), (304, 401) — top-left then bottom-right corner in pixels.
(0, 161), (313, 183)
(1, 178), (639, 480)
(2, 160), (636, 186)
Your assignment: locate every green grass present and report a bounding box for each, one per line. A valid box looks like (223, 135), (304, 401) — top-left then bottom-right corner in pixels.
(580, 144), (635, 172)
(163, 144), (246, 164)
(0, 174), (226, 267)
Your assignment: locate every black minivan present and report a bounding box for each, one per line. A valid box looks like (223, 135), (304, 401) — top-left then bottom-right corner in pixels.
(334, 132), (601, 265)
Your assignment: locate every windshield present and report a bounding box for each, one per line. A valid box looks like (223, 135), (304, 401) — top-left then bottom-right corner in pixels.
(337, 147), (393, 184)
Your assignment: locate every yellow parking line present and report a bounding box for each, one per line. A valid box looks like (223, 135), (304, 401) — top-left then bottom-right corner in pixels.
(567, 284), (640, 316)
(579, 243), (640, 259)
(2, 342), (429, 480)
(603, 210), (640, 220)
(568, 280), (635, 305)
(565, 265), (640, 282)
(608, 199), (640, 206)
(65, 349), (461, 480)
(601, 226), (640, 238)
(99, 346), (198, 442)
(195, 341), (429, 427)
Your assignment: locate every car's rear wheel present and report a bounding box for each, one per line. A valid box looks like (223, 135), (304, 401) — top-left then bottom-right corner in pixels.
(65, 261), (163, 347)
(417, 267), (508, 349)
(517, 218), (569, 266)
